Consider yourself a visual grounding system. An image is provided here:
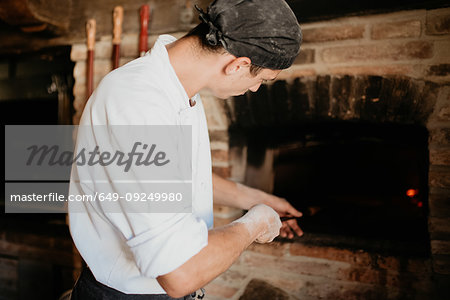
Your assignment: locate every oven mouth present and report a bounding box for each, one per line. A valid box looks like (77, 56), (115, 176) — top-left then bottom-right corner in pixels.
(231, 120), (430, 257)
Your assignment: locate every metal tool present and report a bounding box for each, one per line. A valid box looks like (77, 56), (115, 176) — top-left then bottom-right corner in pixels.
(280, 216), (298, 222)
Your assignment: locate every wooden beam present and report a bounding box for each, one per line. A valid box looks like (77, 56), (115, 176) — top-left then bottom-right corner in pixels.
(0, 0), (208, 55)
(0, 0), (71, 34)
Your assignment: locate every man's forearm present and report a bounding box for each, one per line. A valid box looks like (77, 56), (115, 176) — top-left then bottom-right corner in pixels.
(212, 173), (261, 209)
(157, 222), (256, 297)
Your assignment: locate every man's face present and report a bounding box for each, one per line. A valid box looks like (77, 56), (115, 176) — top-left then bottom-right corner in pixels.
(212, 66), (281, 99)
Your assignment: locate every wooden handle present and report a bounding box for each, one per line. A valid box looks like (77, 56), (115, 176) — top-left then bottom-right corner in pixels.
(139, 4), (150, 55)
(86, 19), (96, 51)
(86, 18), (96, 98)
(87, 50), (94, 97)
(113, 6), (123, 45)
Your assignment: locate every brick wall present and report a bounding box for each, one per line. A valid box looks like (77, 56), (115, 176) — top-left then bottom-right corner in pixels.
(278, 8), (450, 81)
(201, 242), (434, 300)
(70, 7), (450, 299)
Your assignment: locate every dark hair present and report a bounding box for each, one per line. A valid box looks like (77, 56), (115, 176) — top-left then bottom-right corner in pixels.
(185, 23), (264, 76)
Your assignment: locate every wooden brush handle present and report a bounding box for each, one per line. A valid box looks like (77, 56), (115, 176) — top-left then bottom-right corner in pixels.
(86, 19), (96, 98)
(113, 6), (123, 45)
(139, 4), (150, 55)
(86, 19), (96, 51)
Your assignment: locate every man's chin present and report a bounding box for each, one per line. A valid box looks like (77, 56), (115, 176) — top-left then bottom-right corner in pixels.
(211, 90), (246, 99)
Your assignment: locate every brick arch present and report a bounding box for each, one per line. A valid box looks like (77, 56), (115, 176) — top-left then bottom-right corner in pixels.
(225, 76), (439, 129)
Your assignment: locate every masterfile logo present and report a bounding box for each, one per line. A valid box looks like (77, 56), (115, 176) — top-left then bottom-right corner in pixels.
(5, 125), (193, 213)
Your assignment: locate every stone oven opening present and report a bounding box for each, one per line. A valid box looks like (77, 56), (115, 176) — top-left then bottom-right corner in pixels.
(239, 121), (429, 255)
(227, 75), (437, 256)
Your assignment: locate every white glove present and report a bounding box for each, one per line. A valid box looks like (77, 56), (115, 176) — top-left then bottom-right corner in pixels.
(233, 204), (282, 243)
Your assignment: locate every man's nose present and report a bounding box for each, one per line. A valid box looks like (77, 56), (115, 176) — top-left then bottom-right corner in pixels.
(249, 82), (261, 92)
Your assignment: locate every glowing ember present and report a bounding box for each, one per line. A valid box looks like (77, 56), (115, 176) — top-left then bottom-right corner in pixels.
(406, 189), (419, 198)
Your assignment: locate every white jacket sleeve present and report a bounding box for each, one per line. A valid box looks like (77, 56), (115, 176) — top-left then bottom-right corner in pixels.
(116, 212), (208, 278)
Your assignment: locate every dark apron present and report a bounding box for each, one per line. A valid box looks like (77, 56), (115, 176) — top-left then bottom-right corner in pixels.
(70, 267), (203, 300)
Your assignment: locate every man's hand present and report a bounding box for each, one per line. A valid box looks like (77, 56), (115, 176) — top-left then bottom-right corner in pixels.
(233, 204), (282, 243)
(235, 182), (303, 239)
(259, 193), (303, 239)
(212, 173), (303, 239)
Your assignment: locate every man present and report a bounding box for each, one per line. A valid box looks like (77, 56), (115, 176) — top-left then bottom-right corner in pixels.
(69, 0), (303, 299)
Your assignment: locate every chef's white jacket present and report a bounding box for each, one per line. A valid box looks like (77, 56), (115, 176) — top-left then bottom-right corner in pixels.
(68, 35), (213, 294)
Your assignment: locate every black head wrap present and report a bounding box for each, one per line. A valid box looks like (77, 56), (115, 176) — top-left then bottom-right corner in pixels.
(194, 0), (302, 70)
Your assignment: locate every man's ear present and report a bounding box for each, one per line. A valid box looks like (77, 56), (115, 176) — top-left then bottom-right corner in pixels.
(224, 57), (252, 75)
